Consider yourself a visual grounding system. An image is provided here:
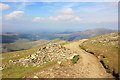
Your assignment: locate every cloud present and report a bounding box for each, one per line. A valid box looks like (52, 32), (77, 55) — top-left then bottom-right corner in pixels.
(33, 17), (44, 22)
(0, 3), (10, 10)
(33, 14), (81, 22)
(5, 11), (24, 20)
(60, 8), (74, 14)
(48, 15), (73, 21)
(33, 8), (81, 22)
(48, 14), (81, 21)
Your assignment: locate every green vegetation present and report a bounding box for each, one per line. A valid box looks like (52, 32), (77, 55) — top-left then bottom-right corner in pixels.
(2, 32), (119, 78)
(2, 38), (65, 78)
(2, 48), (38, 78)
(2, 39), (49, 53)
(2, 48), (39, 64)
(2, 47), (57, 78)
(2, 39), (79, 78)
(2, 38), (64, 53)
(71, 55), (79, 64)
(2, 61), (55, 78)
(80, 32), (119, 74)
(24, 60), (58, 78)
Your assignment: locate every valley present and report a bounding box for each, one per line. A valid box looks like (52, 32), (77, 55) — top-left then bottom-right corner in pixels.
(1, 28), (116, 53)
(1, 2), (118, 79)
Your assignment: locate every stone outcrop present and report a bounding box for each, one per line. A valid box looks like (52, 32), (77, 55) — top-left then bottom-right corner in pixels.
(9, 43), (79, 66)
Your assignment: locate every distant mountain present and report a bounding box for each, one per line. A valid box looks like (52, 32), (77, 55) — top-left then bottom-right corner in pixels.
(1, 33), (53, 43)
(61, 28), (116, 41)
(1, 28), (116, 44)
(57, 31), (76, 34)
(1, 33), (66, 43)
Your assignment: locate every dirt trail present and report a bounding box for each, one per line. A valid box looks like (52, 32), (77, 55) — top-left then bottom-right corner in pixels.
(64, 39), (112, 78)
(26, 39), (113, 78)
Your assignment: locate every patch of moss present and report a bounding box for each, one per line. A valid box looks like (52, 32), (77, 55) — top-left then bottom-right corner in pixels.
(71, 55), (79, 64)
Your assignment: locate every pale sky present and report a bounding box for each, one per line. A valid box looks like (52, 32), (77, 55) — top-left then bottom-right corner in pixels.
(1, 2), (118, 32)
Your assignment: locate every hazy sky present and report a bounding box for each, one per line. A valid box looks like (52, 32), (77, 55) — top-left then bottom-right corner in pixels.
(1, 2), (118, 32)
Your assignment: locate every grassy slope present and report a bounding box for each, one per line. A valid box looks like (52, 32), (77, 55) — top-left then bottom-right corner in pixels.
(2, 39), (65, 78)
(2, 48), (58, 78)
(2, 38), (64, 53)
(2, 39), (49, 53)
(80, 32), (119, 74)
(2, 48), (38, 78)
(2, 33), (118, 78)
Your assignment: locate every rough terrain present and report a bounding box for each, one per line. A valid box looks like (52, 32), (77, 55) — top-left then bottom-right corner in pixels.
(9, 43), (78, 67)
(25, 39), (113, 78)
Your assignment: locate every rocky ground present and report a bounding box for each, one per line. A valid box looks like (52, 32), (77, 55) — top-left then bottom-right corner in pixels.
(24, 39), (113, 78)
(89, 32), (119, 48)
(9, 43), (79, 67)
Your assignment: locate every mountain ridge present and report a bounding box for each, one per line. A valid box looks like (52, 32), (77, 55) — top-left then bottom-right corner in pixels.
(61, 28), (116, 41)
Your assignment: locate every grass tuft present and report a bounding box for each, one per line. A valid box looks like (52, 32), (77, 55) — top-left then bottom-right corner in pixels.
(71, 55), (79, 64)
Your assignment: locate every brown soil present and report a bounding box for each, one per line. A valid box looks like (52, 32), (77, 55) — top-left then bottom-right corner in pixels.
(25, 39), (113, 78)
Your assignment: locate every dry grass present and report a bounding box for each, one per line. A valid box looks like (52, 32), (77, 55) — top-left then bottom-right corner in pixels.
(80, 32), (119, 74)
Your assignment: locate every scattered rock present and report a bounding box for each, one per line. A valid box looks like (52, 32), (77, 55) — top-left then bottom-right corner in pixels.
(57, 61), (61, 64)
(9, 60), (13, 63)
(33, 76), (39, 78)
(0, 67), (3, 70)
(9, 43), (79, 66)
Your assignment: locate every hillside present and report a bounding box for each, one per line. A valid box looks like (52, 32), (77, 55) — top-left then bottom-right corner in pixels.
(1, 32), (119, 78)
(1, 39), (113, 78)
(1, 41), (77, 78)
(61, 28), (116, 41)
(2, 38), (65, 53)
(1, 28), (115, 44)
(1, 32), (69, 44)
(80, 32), (119, 77)
(2, 48), (40, 78)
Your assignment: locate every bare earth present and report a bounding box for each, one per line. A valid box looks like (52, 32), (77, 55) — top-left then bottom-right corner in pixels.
(26, 39), (113, 78)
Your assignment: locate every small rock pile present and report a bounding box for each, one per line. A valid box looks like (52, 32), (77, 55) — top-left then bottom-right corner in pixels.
(9, 43), (79, 66)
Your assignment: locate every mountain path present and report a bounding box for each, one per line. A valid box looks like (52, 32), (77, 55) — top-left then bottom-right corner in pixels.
(63, 39), (112, 78)
(26, 39), (113, 78)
